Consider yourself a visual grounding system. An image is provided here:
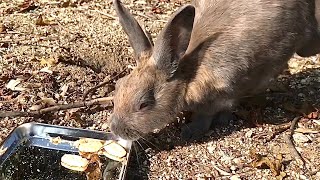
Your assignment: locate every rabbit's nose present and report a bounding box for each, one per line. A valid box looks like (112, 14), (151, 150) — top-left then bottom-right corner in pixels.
(109, 115), (126, 136)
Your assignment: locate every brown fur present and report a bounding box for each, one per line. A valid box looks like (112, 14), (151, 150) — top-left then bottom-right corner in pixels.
(110, 0), (320, 140)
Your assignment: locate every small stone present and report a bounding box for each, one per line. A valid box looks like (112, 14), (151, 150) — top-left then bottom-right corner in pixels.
(300, 79), (307, 84)
(313, 120), (320, 126)
(101, 123), (109, 130)
(245, 130), (253, 138)
(233, 158), (241, 165)
(299, 174), (308, 180)
(230, 175), (241, 180)
(207, 146), (215, 154)
(230, 165), (237, 171)
(293, 133), (310, 143)
(298, 93), (305, 97)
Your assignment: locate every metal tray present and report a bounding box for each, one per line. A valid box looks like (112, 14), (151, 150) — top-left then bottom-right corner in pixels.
(0, 122), (132, 180)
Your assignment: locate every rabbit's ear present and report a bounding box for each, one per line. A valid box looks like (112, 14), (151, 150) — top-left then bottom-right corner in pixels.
(152, 5), (195, 77)
(113, 0), (153, 61)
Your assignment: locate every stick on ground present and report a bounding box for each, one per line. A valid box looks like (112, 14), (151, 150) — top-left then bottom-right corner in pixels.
(82, 68), (127, 100)
(284, 116), (305, 166)
(0, 97), (113, 118)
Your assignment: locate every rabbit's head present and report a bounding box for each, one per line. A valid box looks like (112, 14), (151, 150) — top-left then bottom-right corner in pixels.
(110, 0), (196, 140)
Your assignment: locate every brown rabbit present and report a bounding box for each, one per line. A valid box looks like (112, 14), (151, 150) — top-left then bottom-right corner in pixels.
(110, 0), (320, 140)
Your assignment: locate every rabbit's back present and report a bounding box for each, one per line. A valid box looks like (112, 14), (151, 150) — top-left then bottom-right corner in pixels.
(183, 0), (317, 110)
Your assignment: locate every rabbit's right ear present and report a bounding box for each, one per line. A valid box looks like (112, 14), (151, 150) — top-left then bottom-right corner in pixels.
(113, 0), (153, 62)
(152, 5), (195, 78)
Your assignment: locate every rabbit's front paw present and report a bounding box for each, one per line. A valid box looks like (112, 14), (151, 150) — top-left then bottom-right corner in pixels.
(180, 113), (214, 141)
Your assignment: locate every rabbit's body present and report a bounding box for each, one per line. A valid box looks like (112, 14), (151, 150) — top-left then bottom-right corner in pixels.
(184, 0), (318, 114)
(110, 0), (320, 140)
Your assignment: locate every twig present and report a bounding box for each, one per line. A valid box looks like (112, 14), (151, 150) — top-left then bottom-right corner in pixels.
(265, 123), (291, 142)
(82, 68), (127, 100)
(0, 31), (23, 34)
(284, 116), (305, 166)
(132, 12), (154, 20)
(0, 97), (113, 118)
(92, 10), (117, 19)
(0, 38), (26, 43)
(212, 164), (231, 176)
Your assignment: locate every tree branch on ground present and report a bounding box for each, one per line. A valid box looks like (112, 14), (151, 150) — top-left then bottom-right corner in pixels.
(284, 116), (305, 166)
(82, 67), (127, 100)
(0, 97), (113, 118)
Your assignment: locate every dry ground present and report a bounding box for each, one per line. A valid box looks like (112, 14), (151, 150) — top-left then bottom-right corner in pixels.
(0, 0), (319, 179)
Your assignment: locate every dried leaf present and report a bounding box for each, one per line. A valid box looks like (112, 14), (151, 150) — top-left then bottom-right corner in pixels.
(36, 14), (58, 26)
(60, 84), (69, 96)
(39, 57), (58, 67)
(19, 0), (37, 13)
(306, 109), (319, 119)
(29, 104), (43, 111)
(292, 133), (310, 143)
(152, 7), (163, 14)
(294, 127), (319, 134)
(250, 150), (283, 176)
(276, 172), (287, 180)
(6, 79), (26, 91)
(60, 0), (77, 7)
(0, 23), (5, 33)
(41, 98), (56, 106)
(39, 66), (53, 74)
(85, 154), (102, 180)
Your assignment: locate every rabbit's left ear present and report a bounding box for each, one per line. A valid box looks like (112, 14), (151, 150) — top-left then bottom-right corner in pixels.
(113, 0), (154, 62)
(152, 5), (195, 77)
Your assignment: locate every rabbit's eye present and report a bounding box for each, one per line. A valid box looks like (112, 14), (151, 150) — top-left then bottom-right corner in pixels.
(139, 102), (149, 110)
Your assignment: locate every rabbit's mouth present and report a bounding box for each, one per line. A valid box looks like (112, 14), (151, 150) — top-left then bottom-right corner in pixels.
(109, 112), (175, 141)
(110, 118), (142, 141)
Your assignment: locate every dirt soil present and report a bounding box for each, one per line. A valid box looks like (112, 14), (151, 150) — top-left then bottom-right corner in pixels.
(0, 0), (319, 180)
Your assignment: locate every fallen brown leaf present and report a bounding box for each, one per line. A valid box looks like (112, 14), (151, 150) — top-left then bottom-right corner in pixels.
(36, 15), (58, 26)
(85, 154), (102, 180)
(152, 7), (163, 14)
(276, 171), (287, 180)
(60, 0), (77, 7)
(250, 149), (283, 176)
(39, 57), (59, 67)
(19, 0), (38, 13)
(0, 23), (5, 33)
(306, 109), (319, 119)
(6, 79), (26, 91)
